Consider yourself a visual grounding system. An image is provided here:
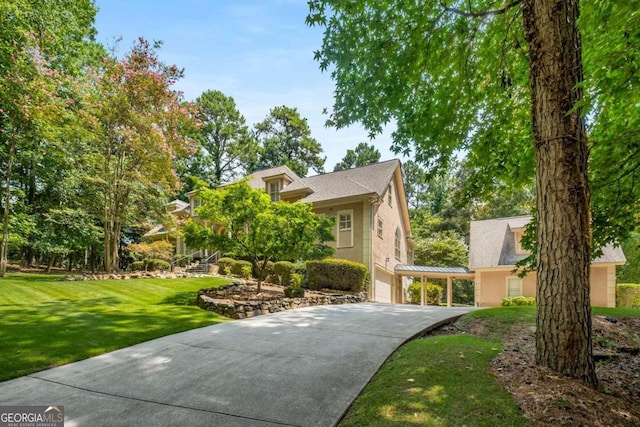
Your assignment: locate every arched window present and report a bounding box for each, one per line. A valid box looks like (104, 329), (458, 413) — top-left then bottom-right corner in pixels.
(394, 227), (401, 260)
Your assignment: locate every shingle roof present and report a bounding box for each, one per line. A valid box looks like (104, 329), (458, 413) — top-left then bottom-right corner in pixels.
(238, 159), (401, 204)
(143, 224), (167, 237)
(166, 199), (189, 215)
(239, 165), (306, 190)
(469, 216), (626, 269)
(300, 159), (400, 203)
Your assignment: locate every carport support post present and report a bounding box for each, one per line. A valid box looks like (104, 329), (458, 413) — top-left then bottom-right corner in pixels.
(420, 276), (425, 306)
(447, 276), (453, 307)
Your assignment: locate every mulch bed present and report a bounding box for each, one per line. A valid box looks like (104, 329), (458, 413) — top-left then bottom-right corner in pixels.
(431, 315), (640, 426)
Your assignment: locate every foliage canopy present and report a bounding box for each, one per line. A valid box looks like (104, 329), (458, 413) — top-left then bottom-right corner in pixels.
(184, 180), (334, 292)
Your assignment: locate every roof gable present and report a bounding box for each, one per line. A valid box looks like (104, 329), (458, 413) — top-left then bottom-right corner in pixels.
(299, 159), (400, 203)
(469, 216), (626, 269)
(235, 165), (305, 191)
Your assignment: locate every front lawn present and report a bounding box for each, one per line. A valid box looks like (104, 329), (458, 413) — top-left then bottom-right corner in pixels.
(341, 306), (640, 426)
(340, 334), (529, 426)
(0, 274), (230, 382)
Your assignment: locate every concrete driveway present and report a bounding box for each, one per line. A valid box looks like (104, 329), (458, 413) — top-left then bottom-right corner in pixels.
(0, 303), (474, 426)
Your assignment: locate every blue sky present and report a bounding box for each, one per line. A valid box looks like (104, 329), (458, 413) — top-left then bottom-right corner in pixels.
(94, 0), (400, 172)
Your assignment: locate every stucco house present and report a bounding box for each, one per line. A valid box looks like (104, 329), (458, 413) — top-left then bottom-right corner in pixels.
(469, 216), (626, 307)
(147, 160), (416, 303)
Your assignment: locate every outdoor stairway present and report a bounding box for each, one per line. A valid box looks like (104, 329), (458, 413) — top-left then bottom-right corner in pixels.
(186, 262), (207, 273)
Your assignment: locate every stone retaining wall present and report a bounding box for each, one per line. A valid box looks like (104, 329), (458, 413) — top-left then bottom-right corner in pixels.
(197, 284), (366, 319)
(61, 272), (206, 281)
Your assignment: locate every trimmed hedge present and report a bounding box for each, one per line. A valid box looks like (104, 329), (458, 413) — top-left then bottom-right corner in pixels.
(273, 261), (295, 286)
(617, 284), (640, 308)
(501, 296), (536, 306)
(218, 257), (235, 275)
(130, 259), (170, 272)
(307, 259), (367, 292)
(231, 260), (253, 278)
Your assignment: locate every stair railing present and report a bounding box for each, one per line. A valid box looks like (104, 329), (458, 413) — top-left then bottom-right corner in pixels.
(171, 251), (200, 271)
(200, 251), (220, 273)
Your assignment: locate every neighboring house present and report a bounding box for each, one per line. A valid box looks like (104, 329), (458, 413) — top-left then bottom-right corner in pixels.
(147, 160), (416, 303)
(142, 199), (191, 255)
(469, 216), (626, 307)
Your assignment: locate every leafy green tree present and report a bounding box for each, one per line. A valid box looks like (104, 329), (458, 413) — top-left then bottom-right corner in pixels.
(250, 105), (325, 177)
(308, 0), (611, 386)
(184, 180), (334, 292)
(414, 230), (468, 268)
(33, 208), (102, 273)
(403, 161), (429, 211)
(83, 38), (196, 273)
(178, 90), (258, 190)
(333, 142), (381, 171)
(0, 0), (99, 276)
(579, 3), (640, 251)
(618, 231), (640, 284)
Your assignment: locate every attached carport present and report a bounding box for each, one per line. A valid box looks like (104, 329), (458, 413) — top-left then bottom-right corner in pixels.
(394, 265), (476, 307)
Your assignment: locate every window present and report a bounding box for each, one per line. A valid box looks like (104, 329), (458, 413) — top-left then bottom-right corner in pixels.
(339, 212), (352, 230)
(337, 210), (354, 248)
(394, 227), (401, 259)
(506, 277), (523, 297)
(407, 249), (414, 265)
(377, 216), (384, 239)
(388, 184), (393, 206)
(514, 229), (527, 254)
(268, 181), (280, 202)
(192, 198), (201, 215)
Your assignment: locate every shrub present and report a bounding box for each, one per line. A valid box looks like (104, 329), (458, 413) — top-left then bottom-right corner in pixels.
(145, 258), (170, 271)
(293, 263), (308, 287)
(273, 261), (295, 285)
(502, 296), (536, 306)
(130, 261), (145, 272)
(407, 282), (441, 304)
(290, 273), (303, 289)
(218, 257), (236, 275)
(426, 283), (443, 305)
(284, 286), (304, 298)
(240, 265), (252, 278)
(307, 259), (368, 292)
(231, 260), (253, 278)
(617, 284), (640, 308)
(408, 282), (421, 304)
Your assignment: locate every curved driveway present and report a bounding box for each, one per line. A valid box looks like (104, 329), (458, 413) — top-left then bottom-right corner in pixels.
(0, 303), (474, 426)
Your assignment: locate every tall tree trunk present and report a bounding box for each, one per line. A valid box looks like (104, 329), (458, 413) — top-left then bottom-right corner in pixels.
(46, 253), (58, 274)
(0, 134), (17, 278)
(523, 0), (597, 387)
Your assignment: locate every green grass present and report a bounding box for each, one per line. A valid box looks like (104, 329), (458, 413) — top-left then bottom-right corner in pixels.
(0, 273), (230, 381)
(593, 306), (640, 317)
(340, 306), (640, 427)
(341, 335), (529, 427)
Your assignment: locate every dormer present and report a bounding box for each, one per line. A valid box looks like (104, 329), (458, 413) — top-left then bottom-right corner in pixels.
(262, 173), (293, 202)
(186, 190), (201, 216)
(512, 226), (527, 254)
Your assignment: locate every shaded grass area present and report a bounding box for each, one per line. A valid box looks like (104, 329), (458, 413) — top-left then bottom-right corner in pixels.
(0, 274), (230, 381)
(341, 305), (640, 426)
(341, 335), (530, 427)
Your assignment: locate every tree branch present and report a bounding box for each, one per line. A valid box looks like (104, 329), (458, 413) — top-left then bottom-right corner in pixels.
(439, 0), (522, 18)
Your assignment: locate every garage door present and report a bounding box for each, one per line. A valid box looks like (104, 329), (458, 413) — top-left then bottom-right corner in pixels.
(374, 274), (392, 303)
